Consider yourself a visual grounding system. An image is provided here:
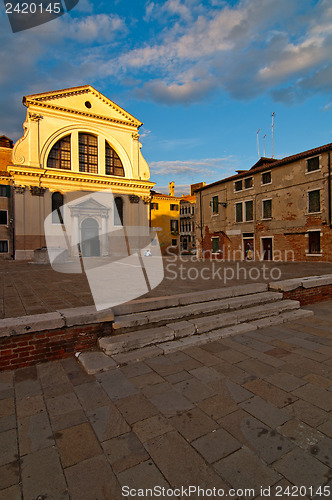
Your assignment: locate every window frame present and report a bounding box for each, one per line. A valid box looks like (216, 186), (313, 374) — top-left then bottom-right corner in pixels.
(0, 210), (8, 226)
(235, 202), (243, 223)
(170, 204), (179, 211)
(51, 192), (64, 225)
(308, 189), (321, 214)
(105, 141), (125, 177)
(47, 134), (71, 171)
(212, 195), (219, 214)
(79, 133), (98, 174)
(0, 240), (9, 253)
(262, 199), (272, 220)
(212, 236), (220, 254)
(234, 180), (243, 192)
(170, 219), (179, 233)
(307, 230), (321, 255)
(261, 171), (272, 185)
(306, 156), (320, 174)
(244, 177), (253, 190)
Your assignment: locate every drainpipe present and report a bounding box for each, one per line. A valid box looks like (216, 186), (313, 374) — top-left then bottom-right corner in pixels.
(328, 150), (332, 228)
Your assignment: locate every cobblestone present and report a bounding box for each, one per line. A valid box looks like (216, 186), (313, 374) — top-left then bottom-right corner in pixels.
(1, 299), (332, 499)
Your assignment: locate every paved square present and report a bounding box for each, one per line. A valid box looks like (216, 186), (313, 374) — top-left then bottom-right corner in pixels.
(0, 301), (332, 499)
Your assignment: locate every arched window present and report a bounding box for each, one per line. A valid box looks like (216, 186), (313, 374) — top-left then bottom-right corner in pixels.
(79, 133), (98, 173)
(105, 142), (125, 177)
(114, 197), (124, 226)
(52, 192), (64, 224)
(47, 135), (71, 170)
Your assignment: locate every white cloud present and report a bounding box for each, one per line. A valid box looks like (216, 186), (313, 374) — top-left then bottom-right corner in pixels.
(150, 157), (233, 176)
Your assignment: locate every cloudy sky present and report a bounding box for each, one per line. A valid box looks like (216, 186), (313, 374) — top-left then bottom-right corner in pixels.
(1, 0), (332, 194)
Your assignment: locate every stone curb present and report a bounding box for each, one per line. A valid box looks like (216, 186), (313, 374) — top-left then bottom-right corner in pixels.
(0, 306), (114, 338)
(268, 274), (332, 292)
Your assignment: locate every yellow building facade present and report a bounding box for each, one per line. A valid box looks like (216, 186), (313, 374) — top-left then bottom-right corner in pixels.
(151, 184), (181, 253)
(6, 85), (154, 260)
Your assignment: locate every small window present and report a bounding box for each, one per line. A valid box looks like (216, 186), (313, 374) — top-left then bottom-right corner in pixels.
(114, 197), (124, 226)
(212, 196), (219, 214)
(0, 210), (8, 225)
(235, 180), (242, 192)
(192, 206), (195, 214)
(170, 219), (179, 232)
(0, 185), (10, 197)
(244, 177), (253, 189)
(308, 231), (321, 254)
(170, 204), (179, 211)
(245, 200), (253, 221)
(308, 190), (320, 213)
(307, 156), (319, 173)
(262, 172), (271, 185)
(212, 237), (220, 253)
(235, 202), (243, 222)
(0, 241), (8, 253)
(262, 199), (272, 219)
(171, 239), (177, 246)
(51, 192), (64, 224)
(151, 203), (159, 210)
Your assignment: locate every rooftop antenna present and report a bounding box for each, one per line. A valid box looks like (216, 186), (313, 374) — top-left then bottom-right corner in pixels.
(263, 134), (267, 157)
(271, 112), (275, 158)
(257, 128), (260, 158)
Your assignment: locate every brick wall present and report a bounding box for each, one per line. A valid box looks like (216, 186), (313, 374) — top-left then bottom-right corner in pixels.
(0, 322), (112, 372)
(284, 284), (332, 305)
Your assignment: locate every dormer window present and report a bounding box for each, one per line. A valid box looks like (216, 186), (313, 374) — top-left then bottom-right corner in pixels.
(79, 133), (98, 174)
(47, 135), (71, 170)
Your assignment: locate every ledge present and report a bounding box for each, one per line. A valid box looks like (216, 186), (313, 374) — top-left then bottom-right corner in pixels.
(269, 274), (332, 292)
(0, 306), (114, 338)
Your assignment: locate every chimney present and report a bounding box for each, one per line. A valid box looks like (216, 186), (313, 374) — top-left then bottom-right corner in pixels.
(169, 181), (175, 197)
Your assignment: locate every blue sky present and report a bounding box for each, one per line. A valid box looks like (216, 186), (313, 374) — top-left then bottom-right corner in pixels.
(1, 0), (332, 194)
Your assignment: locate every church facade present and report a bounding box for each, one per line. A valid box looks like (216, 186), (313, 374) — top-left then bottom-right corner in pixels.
(3, 86), (154, 260)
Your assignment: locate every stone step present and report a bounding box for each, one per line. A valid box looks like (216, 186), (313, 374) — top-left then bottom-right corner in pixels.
(99, 298), (299, 355)
(112, 283), (268, 315)
(112, 291), (283, 333)
(79, 307), (314, 373)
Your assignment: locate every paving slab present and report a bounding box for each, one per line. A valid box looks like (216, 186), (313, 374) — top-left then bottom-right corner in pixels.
(169, 407), (217, 442)
(145, 430), (229, 489)
(192, 427), (241, 463)
(218, 410), (295, 465)
(214, 447), (281, 496)
(64, 455), (123, 500)
(102, 432), (149, 473)
(54, 422), (102, 468)
(273, 447), (332, 489)
(87, 404), (130, 442)
(240, 396), (291, 428)
(21, 447), (69, 500)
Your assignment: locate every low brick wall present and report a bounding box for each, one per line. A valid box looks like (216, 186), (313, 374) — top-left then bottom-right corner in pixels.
(0, 322), (112, 372)
(284, 284), (332, 306)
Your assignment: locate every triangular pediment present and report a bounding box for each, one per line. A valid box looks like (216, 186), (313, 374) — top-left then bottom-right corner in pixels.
(23, 85), (142, 127)
(70, 197), (109, 211)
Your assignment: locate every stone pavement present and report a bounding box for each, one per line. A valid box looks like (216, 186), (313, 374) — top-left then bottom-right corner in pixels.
(1, 301), (332, 499)
(1, 258), (332, 319)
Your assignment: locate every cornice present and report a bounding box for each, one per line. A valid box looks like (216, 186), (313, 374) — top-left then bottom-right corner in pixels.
(24, 86), (142, 128)
(27, 100), (139, 129)
(7, 165), (154, 190)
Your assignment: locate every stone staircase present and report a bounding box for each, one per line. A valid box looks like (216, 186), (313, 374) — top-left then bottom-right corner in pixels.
(78, 283), (314, 374)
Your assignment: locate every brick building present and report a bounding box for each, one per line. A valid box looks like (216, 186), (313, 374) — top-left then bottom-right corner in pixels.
(195, 143), (332, 262)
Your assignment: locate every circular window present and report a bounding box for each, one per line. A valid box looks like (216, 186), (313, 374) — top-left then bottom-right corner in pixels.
(85, 101), (92, 109)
